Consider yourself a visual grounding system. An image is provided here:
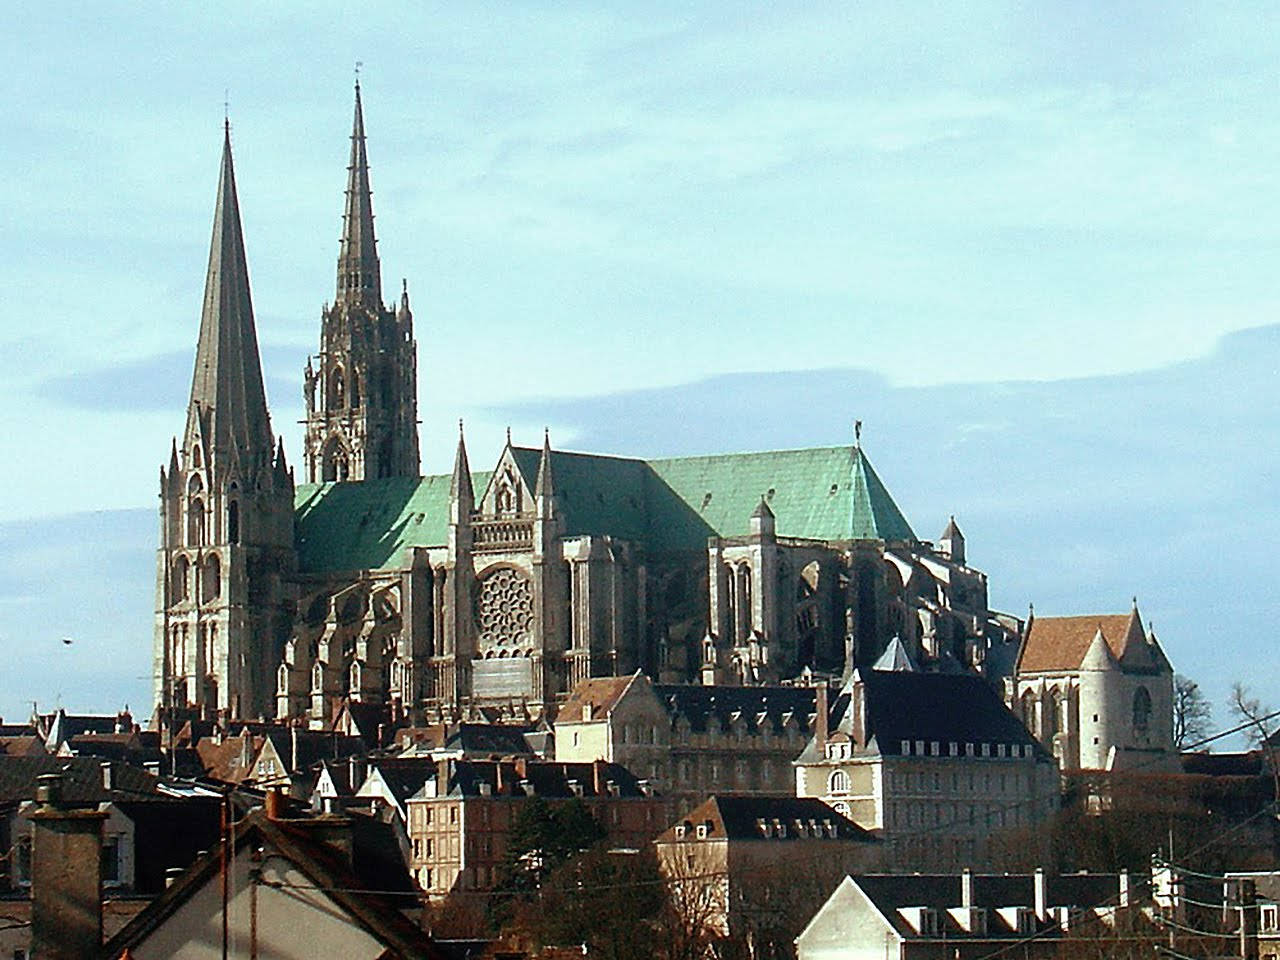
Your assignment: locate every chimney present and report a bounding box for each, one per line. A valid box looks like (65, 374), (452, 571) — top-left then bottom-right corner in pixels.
(494, 761), (504, 795)
(814, 683), (829, 747)
(1119, 869), (1130, 909)
(30, 773), (106, 960)
(165, 866), (184, 888)
(290, 725), (299, 773)
(961, 868), (974, 909)
(593, 759), (605, 796)
(1033, 868), (1047, 920)
(348, 753), (366, 790)
(264, 787), (286, 821)
(100, 762), (113, 791)
(851, 674), (867, 745)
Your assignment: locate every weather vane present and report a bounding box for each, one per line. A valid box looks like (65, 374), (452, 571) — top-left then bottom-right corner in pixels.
(854, 419), (862, 446)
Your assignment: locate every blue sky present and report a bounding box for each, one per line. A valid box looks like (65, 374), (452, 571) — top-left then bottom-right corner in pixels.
(0, 4), (1277, 724)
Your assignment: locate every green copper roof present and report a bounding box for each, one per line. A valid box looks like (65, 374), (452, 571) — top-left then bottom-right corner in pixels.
(294, 443), (914, 574)
(295, 472), (485, 573)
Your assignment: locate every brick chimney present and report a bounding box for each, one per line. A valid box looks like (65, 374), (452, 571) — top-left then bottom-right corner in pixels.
(960, 868), (973, 909)
(1033, 867), (1047, 920)
(30, 772), (106, 960)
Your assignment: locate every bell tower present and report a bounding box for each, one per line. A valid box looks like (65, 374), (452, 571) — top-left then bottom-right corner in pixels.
(303, 81), (421, 482)
(155, 123), (296, 721)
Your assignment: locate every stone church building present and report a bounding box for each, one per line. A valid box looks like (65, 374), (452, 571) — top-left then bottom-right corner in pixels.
(154, 86), (1021, 725)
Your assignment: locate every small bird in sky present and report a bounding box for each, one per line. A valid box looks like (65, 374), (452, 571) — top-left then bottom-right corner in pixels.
(60, 637), (73, 645)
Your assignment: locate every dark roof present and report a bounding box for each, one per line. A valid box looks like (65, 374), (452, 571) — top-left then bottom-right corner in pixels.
(365, 758), (439, 804)
(0, 756), (164, 803)
(445, 760), (648, 799)
(260, 728), (368, 774)
(661, 795), (875, 843)
(113, 797), (223, 894)
(655, 683), (816, 735)
(444, 723), (538, 757)
(852, 872), (1126, 939)
(102, 808), (444, 960)
(838, 670), (1042, 757)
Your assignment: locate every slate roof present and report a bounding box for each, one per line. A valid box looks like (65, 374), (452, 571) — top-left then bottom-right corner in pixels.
(443, 723), (538, 757)
(293, 444), (915, 573)
(260, 728), (368, 774)
(655, 683), (817, 736)
(103, 808), (444, 960)
(442, 760), (646, 799)
(0, 755), (164, 803)
(363, 758), (439, 805)
(660, 794), (876, 843)
(851, 872), (1125, 940)
(815, 670), (1043, 759)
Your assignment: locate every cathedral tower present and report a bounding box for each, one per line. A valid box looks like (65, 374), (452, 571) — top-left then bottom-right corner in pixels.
(155, 124), (296, 721)
(303, 81), (421, 482)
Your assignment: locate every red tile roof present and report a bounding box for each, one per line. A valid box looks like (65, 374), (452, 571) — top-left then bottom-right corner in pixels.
(1017, 611), (1141, 673)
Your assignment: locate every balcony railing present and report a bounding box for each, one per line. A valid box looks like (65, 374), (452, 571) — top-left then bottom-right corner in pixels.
(472, 517), (534, 552)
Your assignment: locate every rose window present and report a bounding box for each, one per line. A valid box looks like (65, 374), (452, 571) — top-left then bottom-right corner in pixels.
(475, 568), (534, 647)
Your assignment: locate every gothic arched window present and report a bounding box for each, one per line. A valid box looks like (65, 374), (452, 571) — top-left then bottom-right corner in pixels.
(322, 437), (350, 482)
(201, 554), (220, 604)
(187, 497), (204, 547)
(172, 556), (189, 603)
(1020, 690), (1037, 737)
(1133, 686), (1152, 734)
(329, 368), (345, 409)
(227, 500), (240, 544)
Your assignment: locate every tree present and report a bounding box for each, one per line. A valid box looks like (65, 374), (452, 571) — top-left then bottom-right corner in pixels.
(1173, 674), (1213, 750)
(488, 796), (607, 931)
(1230, 682), (1280, 800)
(1229, 682), (1277, 748)
(513, 844), (666, 960)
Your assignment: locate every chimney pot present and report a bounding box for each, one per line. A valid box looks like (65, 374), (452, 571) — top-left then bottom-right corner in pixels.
(1034, 868), (1047, 920)
(961, 868), (974, 909)
(35, 773), (62, 809)
(101, 762), (113, 791)
(165, 866), (184, 888)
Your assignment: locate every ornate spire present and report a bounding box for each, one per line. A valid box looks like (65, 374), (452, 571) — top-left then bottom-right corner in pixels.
(535, 428), (554, 499)
(451, 421), (474, 504)
(336, 80), (380, 306)
(186, 123), (274, 465)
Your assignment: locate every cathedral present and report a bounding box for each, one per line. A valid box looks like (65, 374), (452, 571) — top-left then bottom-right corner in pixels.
(154, 85), (1021, 725)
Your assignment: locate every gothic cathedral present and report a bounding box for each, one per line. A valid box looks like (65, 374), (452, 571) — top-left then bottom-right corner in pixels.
(156, 86), (1021, 725)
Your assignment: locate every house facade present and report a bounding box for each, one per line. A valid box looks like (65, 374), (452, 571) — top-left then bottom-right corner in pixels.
(794, 669), (1058, 870)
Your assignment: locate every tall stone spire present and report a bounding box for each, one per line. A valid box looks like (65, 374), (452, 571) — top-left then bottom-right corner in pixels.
(336, 80), (380, 306)
(304, 82), (420, 482)
(186, 122), (275, 465)
(156, 123), (296, 725)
